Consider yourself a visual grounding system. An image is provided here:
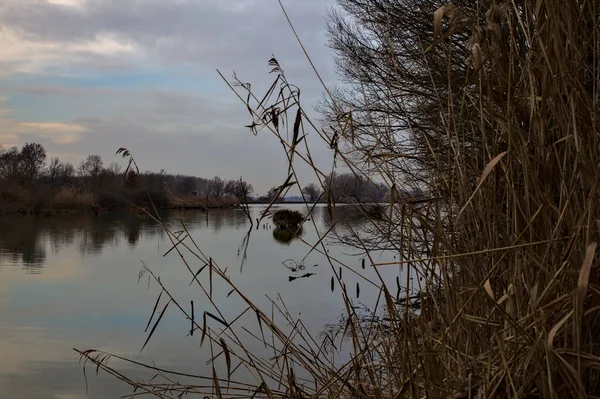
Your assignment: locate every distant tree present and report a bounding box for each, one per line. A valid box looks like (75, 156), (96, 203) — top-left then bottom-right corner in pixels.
(142, 170), (169, 192)
(124, 169), (141, 188)
(20, 142), (46, 184)
(60, 162), (75, 185)
(78, 155), (104, 188)
(176, 176), (197, 194)
(225, 178), (254, 202)
(266, 186), (284, 203)
(0, 147), (23, 182)
(207, 176), (225, 199)
(301, 183), (322, 202)
(107, 162), (122, 175)
(225, 177), (254, 220)
(47, 157), (76, 187)
(324, 173), (386, 202)
(47, 157), (62, 186)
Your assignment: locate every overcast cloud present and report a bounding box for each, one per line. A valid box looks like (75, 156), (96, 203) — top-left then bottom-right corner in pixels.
(0, 0), (338, 194)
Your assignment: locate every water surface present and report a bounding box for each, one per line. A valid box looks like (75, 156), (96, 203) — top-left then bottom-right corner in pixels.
(0, 204), (405, 398)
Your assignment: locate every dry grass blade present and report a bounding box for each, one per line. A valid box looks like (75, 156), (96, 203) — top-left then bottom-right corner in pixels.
(577, 242), (597, 317)
(140, 299), (171, 353)
(219, 337), (232, 383)
(213, 367), (223, 399)
(433, 6), (446, 39)
(456, 151), (507, 222)
(144, 289), (164, 333)
(200, 311), (229, 348)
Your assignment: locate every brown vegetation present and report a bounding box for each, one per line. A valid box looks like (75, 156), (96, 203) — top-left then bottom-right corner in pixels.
(272, 209), (304, 229)
(76, 1), (600, 398)
(50, 187), (95, 211)
(0, 145), (250, 215)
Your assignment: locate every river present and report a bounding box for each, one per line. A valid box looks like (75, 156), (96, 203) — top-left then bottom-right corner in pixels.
(0, 204), (407, 398)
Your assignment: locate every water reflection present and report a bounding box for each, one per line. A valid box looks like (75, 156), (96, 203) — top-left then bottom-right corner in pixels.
(272, 226), (304, 245)
(0, 209), (254, 272)
(0, 204), (402, 399)
(205, 208), (249, 233)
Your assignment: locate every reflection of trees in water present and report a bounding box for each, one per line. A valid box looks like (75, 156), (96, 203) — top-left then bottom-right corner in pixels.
(207, 209), (248, 233)
(0, 209), (251, 272)
(0, 212), (164, 269)
(0, 216), (47, 270)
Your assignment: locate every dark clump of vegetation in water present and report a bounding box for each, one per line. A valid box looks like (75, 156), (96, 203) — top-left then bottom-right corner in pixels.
(76, 1), (600, 398)
(272, 209), (304, 229)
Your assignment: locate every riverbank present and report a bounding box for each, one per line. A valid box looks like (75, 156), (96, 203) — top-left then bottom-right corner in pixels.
(0, 185), (240, 216)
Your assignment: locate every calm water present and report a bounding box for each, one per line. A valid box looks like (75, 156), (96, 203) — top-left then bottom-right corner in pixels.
(0, 204), (406, 398)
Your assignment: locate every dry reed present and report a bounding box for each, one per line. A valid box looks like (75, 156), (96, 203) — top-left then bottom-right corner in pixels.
(51, 187), (95, 210)
(76, 1), (600, 398)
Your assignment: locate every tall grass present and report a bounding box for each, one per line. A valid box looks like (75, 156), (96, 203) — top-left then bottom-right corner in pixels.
(77, 1), (600, 398)
(51, 187), (95, 210)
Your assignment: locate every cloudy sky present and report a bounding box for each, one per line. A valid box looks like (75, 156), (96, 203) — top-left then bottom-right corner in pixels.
(0, 0), (339, 194)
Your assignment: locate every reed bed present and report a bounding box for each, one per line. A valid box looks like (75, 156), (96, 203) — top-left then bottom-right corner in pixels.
(77, 0), (600, 398)
(51, 187), (95, 210)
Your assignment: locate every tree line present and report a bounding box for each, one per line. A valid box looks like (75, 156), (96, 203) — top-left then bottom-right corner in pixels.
(0, 142), (394, 214)
(0, 142), (257, 213)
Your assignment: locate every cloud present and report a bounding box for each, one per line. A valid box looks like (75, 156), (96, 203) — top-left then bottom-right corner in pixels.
(0, 0), (338, 192)
(46, 0), (86, 7)
(0, 28), (139, 76)
(20, 122), (88, 144)
(0, 0), (335, 83)
(0, 101), (88, 147)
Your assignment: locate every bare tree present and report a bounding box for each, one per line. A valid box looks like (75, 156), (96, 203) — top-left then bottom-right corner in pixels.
(20, 142), (46, 184)
(0, 147), (23, 182)
(47, 157), (62, 187)
(78, 155), (104, 188)
(225, 178), (254, 202)
(0, 143), (46, 185)
(47, 157), (76, 187)
(266, 186), (284, 203)
(60, 162), (75, 186)
(301, 183), (322, 202)
(107, 162), (122, 175)
(225, 177), (254, 221)
(207, 176), (225, 199)
(323, 0), (478, 193)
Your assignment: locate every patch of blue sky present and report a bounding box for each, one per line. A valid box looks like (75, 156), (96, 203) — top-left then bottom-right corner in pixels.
(1, 66), (228, 121)
(6, 65), (226, 94)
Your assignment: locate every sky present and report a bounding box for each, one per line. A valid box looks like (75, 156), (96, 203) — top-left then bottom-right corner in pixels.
(0, 0), (340, 195)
